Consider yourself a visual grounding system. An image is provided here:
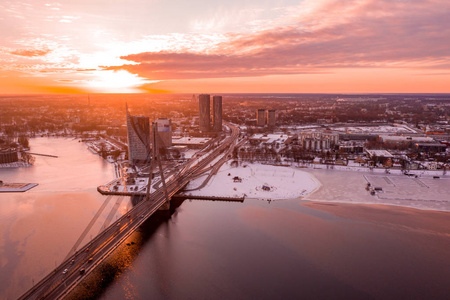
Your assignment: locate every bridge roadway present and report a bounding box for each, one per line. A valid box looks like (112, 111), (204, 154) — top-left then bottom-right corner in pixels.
(19, 123), (239, 300)
(186, 135), (248, 191)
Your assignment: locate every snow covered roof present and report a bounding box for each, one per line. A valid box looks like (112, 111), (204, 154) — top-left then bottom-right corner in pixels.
(250, 134), (288, 144)
(380, 135), (434, 143)
(334, 125), (416, 134)
(172, 137), (210, 145)
(366, 149), (393, 158)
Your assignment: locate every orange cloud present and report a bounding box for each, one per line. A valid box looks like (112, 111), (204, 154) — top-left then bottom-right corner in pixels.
(106, 51), (326, 80)
(145, 68), (450, 94)
(9, 48), (51, 57)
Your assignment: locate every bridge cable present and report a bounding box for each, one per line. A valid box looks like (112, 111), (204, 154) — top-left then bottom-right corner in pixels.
(64, 195), (114, 261)
(99, 196), (125, 233)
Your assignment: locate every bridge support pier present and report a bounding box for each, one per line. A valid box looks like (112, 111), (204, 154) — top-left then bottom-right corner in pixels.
(158, 199), (171, 210)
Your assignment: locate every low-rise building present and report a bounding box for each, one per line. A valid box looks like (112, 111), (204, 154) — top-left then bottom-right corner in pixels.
(172, 137), (211, 149)
(0, 149), (18, 164)
(414, 143), (447, 153)
(365, 149), (394, 166)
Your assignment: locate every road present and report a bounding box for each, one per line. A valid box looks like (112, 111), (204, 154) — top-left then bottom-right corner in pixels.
(19, 123), (239, 300)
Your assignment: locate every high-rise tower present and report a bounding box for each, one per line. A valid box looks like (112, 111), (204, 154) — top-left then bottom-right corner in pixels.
(155, 118), (172, 148)
(199, 94), (211, 132)
(267, 109), (276, 127)
(126, 105), (151, 165)
(213, 95), (222, 132)
(256, 109), (267, 126)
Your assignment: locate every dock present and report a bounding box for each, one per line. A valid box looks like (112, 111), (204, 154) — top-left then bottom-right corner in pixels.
(97, 186), (245, 202)
(172, 194), (245, 202)
(0, 182), (38, 192)
(26, 152), (58, 158)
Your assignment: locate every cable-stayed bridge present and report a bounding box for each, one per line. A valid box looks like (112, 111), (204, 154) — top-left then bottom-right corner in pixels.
(19, 124), (239, 300)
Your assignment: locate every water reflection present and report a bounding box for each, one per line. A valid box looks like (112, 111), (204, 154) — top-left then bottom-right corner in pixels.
(68, 198), (185, 299)
(98, 199), (450, 300)
(0, 137), (115, 299)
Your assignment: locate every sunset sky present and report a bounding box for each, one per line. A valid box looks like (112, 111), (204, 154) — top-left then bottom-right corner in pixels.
(0, 0), (449, 94)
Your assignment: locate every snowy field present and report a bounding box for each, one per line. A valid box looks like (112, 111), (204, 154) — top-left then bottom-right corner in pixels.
(183, 162), (450, 211)
(305, 169), (450, 212)
(364, 174), (450, 202)
(294, 162), (448, 177)
(183, 163), (321, 200)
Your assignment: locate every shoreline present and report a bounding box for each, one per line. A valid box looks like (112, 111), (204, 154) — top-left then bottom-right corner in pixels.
(301, 201), (450, 232)
(304, 168), (450, 212)
(275, 160), (448, 177)
(0, 161), (33, 168)
(185, 162), (450, 212)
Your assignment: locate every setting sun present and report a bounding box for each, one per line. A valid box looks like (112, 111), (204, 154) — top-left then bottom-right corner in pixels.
(85, 70), (154, 93)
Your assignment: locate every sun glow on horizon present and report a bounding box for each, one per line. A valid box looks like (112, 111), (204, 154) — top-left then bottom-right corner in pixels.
(85, 70), (156, 93)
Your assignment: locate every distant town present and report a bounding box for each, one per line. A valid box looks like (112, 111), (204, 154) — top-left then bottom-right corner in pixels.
(1, 93), (449, 173)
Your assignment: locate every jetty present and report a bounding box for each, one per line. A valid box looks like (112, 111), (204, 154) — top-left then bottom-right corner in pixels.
(172, 194), (245, 202)
(26, 152), (58, 158)
(0, 182), (38, 192)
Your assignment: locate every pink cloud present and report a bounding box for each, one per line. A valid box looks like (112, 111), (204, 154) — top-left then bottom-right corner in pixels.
(9, 48), (51, 57)
(107, 0), (450, 80)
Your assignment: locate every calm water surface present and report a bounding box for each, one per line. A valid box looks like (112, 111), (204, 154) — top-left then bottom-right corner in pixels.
(99, 196), (450, 299)
(1, 138), (449, 300)
(0, 137), (116, 299)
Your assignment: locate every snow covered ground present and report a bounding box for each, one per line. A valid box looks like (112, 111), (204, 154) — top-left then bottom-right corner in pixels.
(291, 162), (448, 177)
(183, 149), (199, 159)
(183, 161), (450, 211)
(183, 162), (321, 200)
(305, 169), (450, 212)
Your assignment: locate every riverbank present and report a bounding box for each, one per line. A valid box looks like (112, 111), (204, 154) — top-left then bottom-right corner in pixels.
(183, 162), (450, 212)
(305, 168), (450, 212)
(299, 162), (447, 177)
(0, 161), (32, 168)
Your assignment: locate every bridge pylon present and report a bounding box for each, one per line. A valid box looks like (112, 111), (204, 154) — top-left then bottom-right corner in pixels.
(146, 121), (171, 210)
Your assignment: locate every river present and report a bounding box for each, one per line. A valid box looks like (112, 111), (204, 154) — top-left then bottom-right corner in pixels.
(97, 198), (450, 300)
(0, 137), (117, 299)
(1, 138), (449, 299)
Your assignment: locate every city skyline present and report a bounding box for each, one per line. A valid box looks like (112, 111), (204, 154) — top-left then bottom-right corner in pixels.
(1, 91), (449, 299)
(0, 0), (449, 94)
